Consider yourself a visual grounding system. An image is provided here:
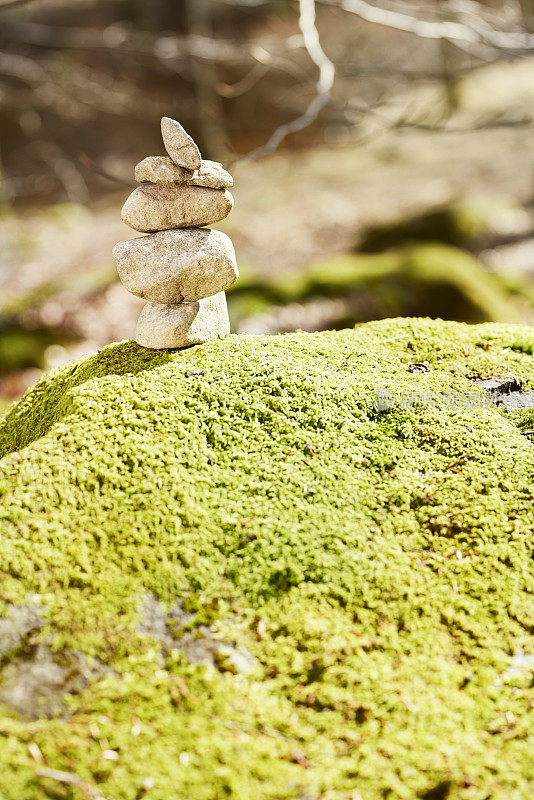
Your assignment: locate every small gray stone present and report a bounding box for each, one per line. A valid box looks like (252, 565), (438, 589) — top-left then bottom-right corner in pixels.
(0, 643), (111, 719)
(135, 156), (233, 189)
(121, 185), (234, 232)
(137, 594), (255, 675)
(138, 595), (195, 643)
(0, 602), (43, 659)
(183, 160), (233, 189)
(135, 156), (194, 185)
(135, 292), (230, 349)
(161, 116), (201, 170)
(113, 228), (238, 304)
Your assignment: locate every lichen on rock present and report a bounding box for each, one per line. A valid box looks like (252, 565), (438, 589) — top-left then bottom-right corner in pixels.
(0, 318), (533, 799)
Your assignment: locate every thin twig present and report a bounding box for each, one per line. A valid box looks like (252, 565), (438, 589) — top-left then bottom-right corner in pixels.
(78, 154), (136, 188)
(33, 140), (90, 204)
(0, 0), (44, 10)
(336, 0), (534, 52)
(217, 44), (312, 98)
(36, 768), (110, 800)
(241, 0), (335, 161)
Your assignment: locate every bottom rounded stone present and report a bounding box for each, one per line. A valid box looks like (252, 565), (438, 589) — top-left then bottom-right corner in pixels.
(135, 292), (230, 349)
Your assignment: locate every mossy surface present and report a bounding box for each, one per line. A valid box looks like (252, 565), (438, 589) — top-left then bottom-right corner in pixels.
(229, 244), (533, 329)
(0, 318), (533, 800)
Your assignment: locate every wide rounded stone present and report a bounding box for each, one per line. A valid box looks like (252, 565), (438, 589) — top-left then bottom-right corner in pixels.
(135, 156), (233, 189)
(121, 185), (234, 232)
(135, 292), (230, 349)
(161, 117), (201, 170)
(112, 228), (238, 304)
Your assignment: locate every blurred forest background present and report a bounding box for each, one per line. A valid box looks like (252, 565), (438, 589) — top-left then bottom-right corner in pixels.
(2, 0), (534, 407)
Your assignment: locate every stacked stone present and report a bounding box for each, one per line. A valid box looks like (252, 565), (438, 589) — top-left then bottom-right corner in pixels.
(112, 117), (237, 349)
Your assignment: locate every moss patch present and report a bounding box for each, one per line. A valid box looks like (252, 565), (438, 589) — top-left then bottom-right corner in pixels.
(357, 200), (495, 252)
(229, 244), (533, 329)
(0, 318), (533, 800)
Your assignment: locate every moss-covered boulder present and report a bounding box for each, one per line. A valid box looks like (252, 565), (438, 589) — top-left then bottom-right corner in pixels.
(0, 318), (533, 800)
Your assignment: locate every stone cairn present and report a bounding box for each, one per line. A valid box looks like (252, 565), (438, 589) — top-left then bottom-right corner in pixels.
(112, 117), (237, 349)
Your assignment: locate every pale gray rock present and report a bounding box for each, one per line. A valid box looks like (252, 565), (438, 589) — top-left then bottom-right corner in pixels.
(136, 292), (230, 349)
(138, 594), (255, 675)
(161, 117), (201, 170)
(0, 643), (112, 719)
(182, 160), (233, 189)
(0, 601), (43, 659)
(135, 156), (233, 189)
(113, 228), (238, 303)
(121, 185), (234, 232)
(134, 156), (194, 185)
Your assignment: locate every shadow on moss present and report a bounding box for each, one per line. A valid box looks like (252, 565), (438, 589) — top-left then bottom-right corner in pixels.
(0, 340), (175, 459)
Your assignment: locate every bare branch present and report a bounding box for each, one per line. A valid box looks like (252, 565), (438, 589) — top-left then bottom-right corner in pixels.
(217, 49), (311, 98)
(339, 0), (479, 42)
(0, 0), (45, 11)
(217, 61), (270, 98)
(0, 21), (255, 65)
(78, 154), (136, 188)
(336, 0), (534, 52)
(33, 141), (90, 204)
(0, 50), (165, 121)
(242, 0), (335, 161)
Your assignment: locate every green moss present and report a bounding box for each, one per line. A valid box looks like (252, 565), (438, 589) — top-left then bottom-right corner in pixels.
(0, 319), (533, 799)
(228, 244), (531, 327)
(0, 325), (67, 374)
(358, 200), (498, 252)
(0, 265), (116, 377)
(0, 265), (115, 319)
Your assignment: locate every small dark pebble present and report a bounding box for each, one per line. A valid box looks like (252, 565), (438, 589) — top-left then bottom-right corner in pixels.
(408, 361), (430, 373)
(420, 780), (452, 800)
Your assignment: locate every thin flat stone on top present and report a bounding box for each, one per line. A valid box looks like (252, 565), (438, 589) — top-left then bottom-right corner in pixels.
(135, 156), (233, 189)
(135, 292), (230, 349)
(112, 228), (238, 304)
(161, 117), (201, 170)
(121, 185), (234, 232)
